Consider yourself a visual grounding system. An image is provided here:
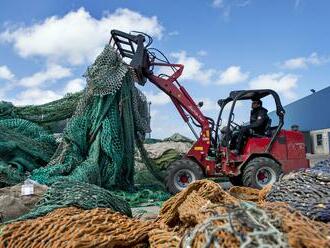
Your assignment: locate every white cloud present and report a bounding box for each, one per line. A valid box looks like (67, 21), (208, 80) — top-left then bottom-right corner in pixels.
(198, 98), (218, 112)
(216, 66), (249, 85)
(168, 31), (179, 36)
(150, 109), (159, 118)
(281, 52), (328, 70)
(9, 77), (85, 106)
(170, 51), (215, 84)
(148, 47), (252, 89)
(64, 78), (85, 93)
(0, 65), (15, 80)
(249, 73), (298, 100)
(19, 64), (71, 87)
(162, 51), (248, 86)
(13, 88), (62, 106)
(0, 8), (164, 65)
(197, 50), (207, 56)
(212, 0), (250, 19)
(143, 91), (171, 105)
(212, 0), (224, 8)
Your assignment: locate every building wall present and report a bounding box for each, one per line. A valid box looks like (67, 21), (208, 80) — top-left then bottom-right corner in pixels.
(269, 86), (330, 131)
(310, 128), (330, 155)
(268, 86), (330, 155)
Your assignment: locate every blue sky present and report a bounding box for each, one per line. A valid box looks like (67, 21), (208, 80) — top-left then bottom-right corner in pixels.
(0, 0), (329, 138)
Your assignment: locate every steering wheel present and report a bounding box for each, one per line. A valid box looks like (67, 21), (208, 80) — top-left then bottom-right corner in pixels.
(230, 120), (241, 130)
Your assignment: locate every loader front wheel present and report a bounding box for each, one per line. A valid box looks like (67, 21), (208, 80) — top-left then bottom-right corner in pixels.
(165, 159), (204, 194)
(242, 157), (282, 189)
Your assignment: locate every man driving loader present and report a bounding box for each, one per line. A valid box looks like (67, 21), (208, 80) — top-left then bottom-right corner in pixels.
(233, 99), (270, 154)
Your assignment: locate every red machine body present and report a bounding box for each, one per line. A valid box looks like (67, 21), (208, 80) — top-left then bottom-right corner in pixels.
(186, 129), (309, 177)
(147, 62), (309, 178)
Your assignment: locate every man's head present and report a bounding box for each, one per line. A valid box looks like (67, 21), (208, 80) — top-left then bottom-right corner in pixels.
(251, 99), (262, 109)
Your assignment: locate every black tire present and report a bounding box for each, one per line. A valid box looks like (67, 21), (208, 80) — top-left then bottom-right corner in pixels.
(229, 175), (243, 186)
(165, 158), (204, 194)
(242, 157), (282, 189)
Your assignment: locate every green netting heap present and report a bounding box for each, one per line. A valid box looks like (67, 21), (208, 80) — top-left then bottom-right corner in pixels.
(0, 44), (171, 219)
(14, 180), (132, 222)
(113, 188), (170, 208)
(0, 119), (57, 187)
(0, 85), (82, 187)
(30, 44), (150, 191)
(0, 93), (81, 132)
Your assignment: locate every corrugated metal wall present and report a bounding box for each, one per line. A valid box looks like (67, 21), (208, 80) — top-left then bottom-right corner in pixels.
(269, 86), (330, 131)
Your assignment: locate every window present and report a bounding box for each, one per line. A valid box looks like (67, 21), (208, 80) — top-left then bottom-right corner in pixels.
(316, 134), (323, 146)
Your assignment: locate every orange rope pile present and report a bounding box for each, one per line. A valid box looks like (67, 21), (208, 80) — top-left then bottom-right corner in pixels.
(155, 180), (287, 247)
(0, 207), (158, 248)
(148, 229), (181, 248)
(1, 180), (329, 248)
(228, 186), (260, 202)
(153, 180), (330, 248)
(158, 179), (237, 227)
(260, 202), (330, 248)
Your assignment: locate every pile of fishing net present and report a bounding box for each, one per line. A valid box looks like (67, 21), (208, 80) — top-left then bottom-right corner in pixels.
(0, 43), (173, 225)
(2, 180), (329, 248)
(0, 93), (81, 187)
(0, 44), (151, 192)
(0, 92), (81, 131)
(265, 161), (330, 222)
(0, 119), (57, 187)
(14, 180), (132, 222)
(0, 207), (159, 248)
(135, 133), (193, 186)
(30, 44), (150, 191)
(151, 180), (330, 248)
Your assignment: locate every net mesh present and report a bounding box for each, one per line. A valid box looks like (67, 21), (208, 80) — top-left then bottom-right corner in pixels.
(25, 44), (150, 191)
(154, 180), (330, 248)
(0, 92), (80, 128)
(0, 120), (57, 187)
(265, 163), (330, 222)
(0, 207), (158, 248)
(13, 180), (132, 222)
(1, 179), (330, 248)
(0, 44), (163, 220)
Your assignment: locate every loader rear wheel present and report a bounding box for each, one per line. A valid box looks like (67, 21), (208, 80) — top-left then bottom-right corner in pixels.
(242, 157), (282, 189)
(165, 158), (204, 194)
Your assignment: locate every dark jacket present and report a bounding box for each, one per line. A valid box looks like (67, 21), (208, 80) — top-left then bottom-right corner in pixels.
(248, 107), (269, 135)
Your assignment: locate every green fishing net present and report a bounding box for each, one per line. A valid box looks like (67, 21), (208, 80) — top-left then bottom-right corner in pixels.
(0, 44), (152, 190)
(30, 44), (150, 191)
(0, 44), (172, 220)
(14, 180), (132, 222)
(0, 120), (57, 187)
(0, 92), (81, 132)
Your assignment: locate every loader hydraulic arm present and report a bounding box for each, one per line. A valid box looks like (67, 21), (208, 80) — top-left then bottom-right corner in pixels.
(147, 62), (210, 138)
(110, 30), (214, 159)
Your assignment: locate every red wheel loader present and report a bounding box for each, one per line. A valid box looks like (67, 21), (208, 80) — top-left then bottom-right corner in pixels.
(110, 30), (309, 194)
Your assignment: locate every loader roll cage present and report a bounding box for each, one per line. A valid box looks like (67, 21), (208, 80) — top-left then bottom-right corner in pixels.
(215, 89), (286, 153)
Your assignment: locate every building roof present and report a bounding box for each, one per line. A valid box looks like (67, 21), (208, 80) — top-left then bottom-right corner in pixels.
(269, 86), (330, 131)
